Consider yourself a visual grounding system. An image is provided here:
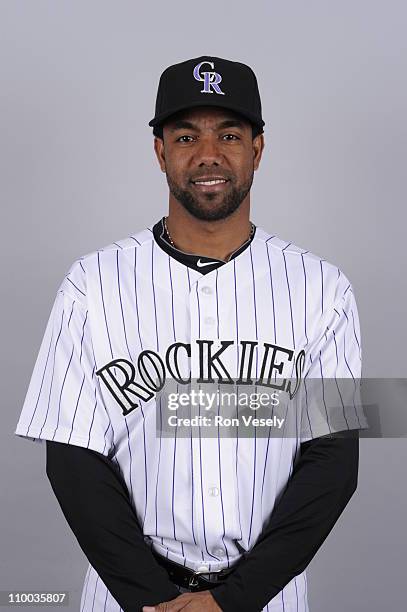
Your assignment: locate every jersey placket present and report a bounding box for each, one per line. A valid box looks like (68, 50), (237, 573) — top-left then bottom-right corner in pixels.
(188, 272), (229, 567)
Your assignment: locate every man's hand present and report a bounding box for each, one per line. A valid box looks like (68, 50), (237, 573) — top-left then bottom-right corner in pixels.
(142, 590), (222, 611)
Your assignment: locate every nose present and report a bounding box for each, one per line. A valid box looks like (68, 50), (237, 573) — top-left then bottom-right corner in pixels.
(193, 136), (223, 166)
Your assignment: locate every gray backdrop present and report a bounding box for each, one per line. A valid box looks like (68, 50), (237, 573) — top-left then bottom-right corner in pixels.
(1, 1), (406, 610)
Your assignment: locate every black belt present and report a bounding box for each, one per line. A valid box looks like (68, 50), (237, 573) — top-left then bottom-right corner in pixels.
(152, 549), (238, 592)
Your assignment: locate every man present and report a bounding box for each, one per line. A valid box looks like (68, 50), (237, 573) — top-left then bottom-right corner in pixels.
(15, 56), (363, 612)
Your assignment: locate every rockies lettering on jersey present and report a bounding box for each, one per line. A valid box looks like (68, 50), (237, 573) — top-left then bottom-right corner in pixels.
(96, 340), (305, 416)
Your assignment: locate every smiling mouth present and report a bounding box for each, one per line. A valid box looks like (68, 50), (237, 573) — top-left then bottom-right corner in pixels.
(191, 178), (230, 193)
(192, 179), (228, 186)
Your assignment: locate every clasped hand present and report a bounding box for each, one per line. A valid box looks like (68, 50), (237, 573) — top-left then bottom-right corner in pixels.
(142, 589), (222, 611)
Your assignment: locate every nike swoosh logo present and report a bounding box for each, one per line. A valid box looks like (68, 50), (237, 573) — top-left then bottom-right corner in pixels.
(196, 259), (217, 268)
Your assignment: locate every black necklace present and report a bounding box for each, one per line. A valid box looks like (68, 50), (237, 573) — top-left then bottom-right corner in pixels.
(163, 216), (255, 250)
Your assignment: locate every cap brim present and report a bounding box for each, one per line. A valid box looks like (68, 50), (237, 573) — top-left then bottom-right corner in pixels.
(148, 100), (265, 129)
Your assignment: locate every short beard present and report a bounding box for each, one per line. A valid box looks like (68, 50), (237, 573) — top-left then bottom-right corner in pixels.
(166, 173), (254, 221)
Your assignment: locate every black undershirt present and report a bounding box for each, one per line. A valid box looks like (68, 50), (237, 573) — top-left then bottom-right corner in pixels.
(45, 219), (359, 612)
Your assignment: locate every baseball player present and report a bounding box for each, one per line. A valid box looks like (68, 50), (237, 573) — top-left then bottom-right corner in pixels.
(15, 56), (363, 612)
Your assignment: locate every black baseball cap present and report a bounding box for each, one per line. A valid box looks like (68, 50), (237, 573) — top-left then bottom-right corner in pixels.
(148, 55), (265, 133)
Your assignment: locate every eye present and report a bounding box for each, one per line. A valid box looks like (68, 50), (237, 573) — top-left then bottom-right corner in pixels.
(176, 135), (195, 143)
(222, 133), (240, 141)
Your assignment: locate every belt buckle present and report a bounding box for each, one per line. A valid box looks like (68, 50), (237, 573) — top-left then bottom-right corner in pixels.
(188, 573), (200, 588)
(188, 566), (223, 588)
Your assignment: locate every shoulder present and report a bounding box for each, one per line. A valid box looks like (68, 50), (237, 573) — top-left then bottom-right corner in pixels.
(81, 225), (155, 258)
(57, 226), (155, 305)
(255, 226), (355, 305)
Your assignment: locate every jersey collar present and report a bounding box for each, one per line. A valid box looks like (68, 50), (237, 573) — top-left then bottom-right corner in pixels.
(152, 217), (256, 275)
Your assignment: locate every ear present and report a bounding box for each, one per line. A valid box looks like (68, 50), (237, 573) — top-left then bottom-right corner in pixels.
(253, 134), (265, 171)
(154, 137), (166, 173)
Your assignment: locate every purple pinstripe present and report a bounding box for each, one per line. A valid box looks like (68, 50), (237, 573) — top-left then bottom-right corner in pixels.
(38, 307), (66, 438)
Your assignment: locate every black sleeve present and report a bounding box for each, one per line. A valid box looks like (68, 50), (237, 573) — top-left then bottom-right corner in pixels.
(45, 440), (180, 612)
(210, 430), (359, 612)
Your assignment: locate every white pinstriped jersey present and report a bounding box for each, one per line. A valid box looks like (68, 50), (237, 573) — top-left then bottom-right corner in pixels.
(15, 224), (363, 612)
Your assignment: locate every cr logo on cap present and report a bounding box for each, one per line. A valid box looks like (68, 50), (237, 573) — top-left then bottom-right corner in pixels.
(193, 61), (225, 95)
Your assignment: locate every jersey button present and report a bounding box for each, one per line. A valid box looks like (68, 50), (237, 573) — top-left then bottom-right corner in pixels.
(208, 486), (219, 497)
(201, 286), (213, 295)
(204, 316), (215, 325)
